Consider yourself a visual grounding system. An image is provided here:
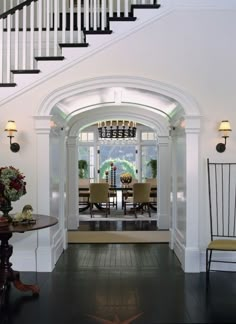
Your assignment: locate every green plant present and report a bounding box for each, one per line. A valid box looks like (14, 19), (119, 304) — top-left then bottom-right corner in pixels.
(147, 159), (157, 178)
(78, 160), (88, 179)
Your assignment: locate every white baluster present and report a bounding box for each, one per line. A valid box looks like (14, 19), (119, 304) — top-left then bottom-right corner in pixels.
(3, 0), (7, 29)
(54, 0), (58, 55)
(30, 2), (35, 69)
(14, 8), (19, 69)
(0, 19), (3, 82)
(124, 0), (128, 17)
(108, 0), (113, 18)
(93, 0), (97, 31)
(70, 0), (74, 43)
(46, 0), (50, 55)
(85, 0), (89, 31)
(6, 15), (11, 82)
(43, 0), (46, 28)
(101, 0), (106, 31)
(117, 0), (120, 18)
(50, 0), (53, 29)
(22, 5), (27, 69)
(77, 0), (82, 43)
(38, 0), (42, 56)
(62, 0), (66, 43)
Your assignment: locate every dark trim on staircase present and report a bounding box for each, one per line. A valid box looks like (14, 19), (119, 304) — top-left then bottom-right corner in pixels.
(85, 30), (112, 35)
(34, 56), (64, 61)
(0, 0), (38, 19)
(11, 69), (40, 74)
(132, 4), (161, 10)
(130, 4), (161, 17)
(109, 17), (137, 22)
(59, 43), (89, 48)
(0, 83), (17, 87)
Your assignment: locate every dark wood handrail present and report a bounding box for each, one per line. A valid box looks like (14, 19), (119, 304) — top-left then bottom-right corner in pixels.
(0, 0), (38, 20)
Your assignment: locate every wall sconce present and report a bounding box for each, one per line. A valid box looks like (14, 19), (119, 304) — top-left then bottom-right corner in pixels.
(216, 120), (232, 153)
(4, 120), (20, 153)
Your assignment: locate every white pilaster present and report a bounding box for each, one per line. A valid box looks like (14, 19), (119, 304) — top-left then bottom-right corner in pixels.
(66, 136), (79, 229)
(183, 116), (201, 272)
(157, 136), (171, 229)
(34, 115), (57, 271)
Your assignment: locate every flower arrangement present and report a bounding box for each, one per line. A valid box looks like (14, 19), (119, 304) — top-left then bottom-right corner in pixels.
(0, 166), (26, 203)
(120, 172), (132, 185)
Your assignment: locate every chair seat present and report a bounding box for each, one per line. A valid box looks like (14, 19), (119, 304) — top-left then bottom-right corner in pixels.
(208, 239), (236, 251)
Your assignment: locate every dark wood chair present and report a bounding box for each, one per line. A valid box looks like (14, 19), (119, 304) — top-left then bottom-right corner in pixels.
(124, 182), (151, 217)
(206, 158), (236, 283)
(89, 183), (110, 218)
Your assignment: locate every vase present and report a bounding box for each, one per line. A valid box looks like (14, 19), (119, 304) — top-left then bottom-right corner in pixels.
(0, 199), (13, 222)
(120, 174), (132, 187)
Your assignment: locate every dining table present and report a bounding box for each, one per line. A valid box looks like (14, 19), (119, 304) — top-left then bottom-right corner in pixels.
(79, 186), (157, 212)
(0, 214), (58, 307)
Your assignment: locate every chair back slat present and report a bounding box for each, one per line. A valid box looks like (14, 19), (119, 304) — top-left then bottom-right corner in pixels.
(207, 159), (236, 239)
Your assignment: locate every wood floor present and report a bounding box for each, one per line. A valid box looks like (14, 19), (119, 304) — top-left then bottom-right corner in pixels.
(1, 243), (236, 323)
(78, 219), (158, 231)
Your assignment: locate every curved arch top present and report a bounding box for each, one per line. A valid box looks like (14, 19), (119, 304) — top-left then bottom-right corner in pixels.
(68, 103), (170, 137)
(38, 76), (201, 118)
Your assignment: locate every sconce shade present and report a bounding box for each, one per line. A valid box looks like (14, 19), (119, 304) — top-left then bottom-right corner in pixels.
(216, 120), (232, 153)
(5, 120), (17, 136)
(218, 120), (232, 133)
(4, 120), (20, 153)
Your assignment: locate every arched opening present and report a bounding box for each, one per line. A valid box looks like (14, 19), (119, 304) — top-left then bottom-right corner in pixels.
(36, 76), (201, 272)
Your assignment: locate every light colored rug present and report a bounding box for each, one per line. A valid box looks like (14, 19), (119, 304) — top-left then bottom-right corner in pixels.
(68, 230), (170, 243)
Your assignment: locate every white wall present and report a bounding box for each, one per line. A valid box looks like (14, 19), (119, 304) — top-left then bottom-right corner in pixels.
(0, 2), (236, 271)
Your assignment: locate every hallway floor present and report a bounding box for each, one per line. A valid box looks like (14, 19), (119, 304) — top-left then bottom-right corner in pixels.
(1, 244), (236, 323)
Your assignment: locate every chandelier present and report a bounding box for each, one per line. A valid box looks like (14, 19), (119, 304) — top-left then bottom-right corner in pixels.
(98, 120), (137, 139)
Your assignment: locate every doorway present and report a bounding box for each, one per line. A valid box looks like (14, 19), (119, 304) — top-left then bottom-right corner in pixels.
(38, 76), (201, 271)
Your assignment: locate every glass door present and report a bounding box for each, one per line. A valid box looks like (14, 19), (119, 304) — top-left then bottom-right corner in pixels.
(141, 145), (158, 182)
(78, 145), (95, 182)
(98, 144), (137, 186)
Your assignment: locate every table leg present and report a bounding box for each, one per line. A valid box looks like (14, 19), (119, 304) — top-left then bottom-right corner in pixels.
(0, 233), (39, 307)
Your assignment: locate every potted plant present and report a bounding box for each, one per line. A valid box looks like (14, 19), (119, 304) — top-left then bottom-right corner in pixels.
(147, 159), (157, 178)
(78, 160), (88, 179)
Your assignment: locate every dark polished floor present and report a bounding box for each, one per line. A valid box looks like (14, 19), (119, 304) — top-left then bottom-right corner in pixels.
(78, 220), (158, 231)
(1, 243), (236, 323)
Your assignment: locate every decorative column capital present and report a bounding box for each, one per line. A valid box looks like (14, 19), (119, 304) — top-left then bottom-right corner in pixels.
(34, 116), (52, 134)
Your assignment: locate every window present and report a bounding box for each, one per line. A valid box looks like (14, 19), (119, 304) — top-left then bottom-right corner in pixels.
(141, 132), (157, 141)
(79, 132), (94, 142)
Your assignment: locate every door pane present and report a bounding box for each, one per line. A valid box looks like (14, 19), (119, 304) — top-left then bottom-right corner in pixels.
(78, 146), (95, 181)
(141, 145), (157, 182)
(99, 145), (137, 186)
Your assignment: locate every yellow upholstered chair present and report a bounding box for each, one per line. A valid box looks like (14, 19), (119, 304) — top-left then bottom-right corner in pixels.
(124, 182), (151, 217)
(89, 183), (110, 218)
(121, 178), (138, 208)
(78, 179), (90, 211)
(206, 159), (236, 283)
(146, 178), (157, 207)
(99, 178), (117, 209)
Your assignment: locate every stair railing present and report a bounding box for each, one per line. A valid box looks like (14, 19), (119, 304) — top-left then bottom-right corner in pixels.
(0, 0), (158, 84)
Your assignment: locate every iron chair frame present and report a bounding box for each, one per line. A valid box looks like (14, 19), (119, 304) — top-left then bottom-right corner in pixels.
(206, 158), (236, 282)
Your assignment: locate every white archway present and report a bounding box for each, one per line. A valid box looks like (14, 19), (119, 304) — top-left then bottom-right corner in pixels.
(36, 76), (201, 272)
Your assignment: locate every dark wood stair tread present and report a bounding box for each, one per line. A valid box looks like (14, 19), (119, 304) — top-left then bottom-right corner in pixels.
(0, 83), (17, 87)
(11, 69), (41, 74)
(34, 56), (65, 61)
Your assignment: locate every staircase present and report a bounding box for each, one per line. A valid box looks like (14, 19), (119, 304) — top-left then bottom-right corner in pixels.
(0, 0), (167, 105)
